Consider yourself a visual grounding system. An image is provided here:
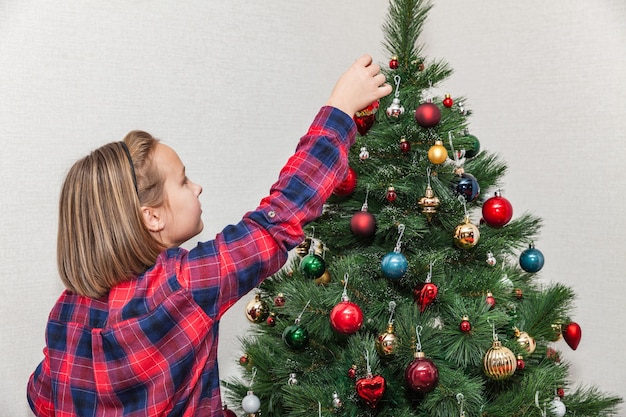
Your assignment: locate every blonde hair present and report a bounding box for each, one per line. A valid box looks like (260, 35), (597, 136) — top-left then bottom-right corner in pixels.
(57, 131), (165, 298)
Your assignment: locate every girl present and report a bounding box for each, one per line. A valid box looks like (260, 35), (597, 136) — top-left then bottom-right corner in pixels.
(27, 54), (391, 416)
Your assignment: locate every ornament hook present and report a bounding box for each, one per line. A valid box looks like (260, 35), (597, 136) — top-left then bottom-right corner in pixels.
(456, 393), (465, 417)
(458, 195), (469, 218)
(415, 325), (423, 352)
(394, 224), (406, 253)
(488, 318), (498, 341)
(362, 184), (370, 211)
(341, 273), (350, 301)
(393, 75), (401, 98)
(364, 349), (372, 377)
(387, 301), (396, 325)
(294, 300), (311, 325)
(426, 261), (434, 283)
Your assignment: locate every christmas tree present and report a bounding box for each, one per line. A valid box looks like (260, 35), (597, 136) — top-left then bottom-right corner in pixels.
(224, 1), (622, 416)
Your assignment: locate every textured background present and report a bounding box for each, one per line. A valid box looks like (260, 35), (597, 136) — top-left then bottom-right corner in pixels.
(1, 1), (624, 415)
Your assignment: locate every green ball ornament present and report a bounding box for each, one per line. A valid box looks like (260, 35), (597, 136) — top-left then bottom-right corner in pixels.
(299, 253), (326, 279)
(282, 324), (309, 349)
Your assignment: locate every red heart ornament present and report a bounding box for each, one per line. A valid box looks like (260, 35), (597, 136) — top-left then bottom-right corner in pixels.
(563, 322), (582, 350)
(413, 282), (438, 313)
(355, 374), (386, 408)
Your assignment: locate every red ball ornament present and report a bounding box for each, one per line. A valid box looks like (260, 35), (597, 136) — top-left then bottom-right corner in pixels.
(563, 322), (582, 350)
(347, 364), (357, 379)
(223, 404), (238, 417)
(459, 316), (472, 333)
(330, 299), (364, 335)
(443, 94), (454, 108)
(355, 374), (386, 408)
(412, 282), (438, 313)
(239, 354), (249, 366)
(274, 293), (285, 307)
(516, 355), (525, 370)
(386, 186), (397, 202)
(400, 137), (411, 153)
(266, 313), (276, 327)
(482, 191), (513, 228)
(353, 101), (379, 136)
(485, 292), (496, 309)
(414, 101), (441, 128)
(333, 166), (357, 196)
(405, 352), (439, 393)
(350, 210), (377, 238)
(389, 55), (399, 69)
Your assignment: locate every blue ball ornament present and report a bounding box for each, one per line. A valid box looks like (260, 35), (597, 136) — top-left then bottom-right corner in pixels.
(381, 251), (408, 279)
(451, 171), (480, 202)
(519, 243), (544, 273)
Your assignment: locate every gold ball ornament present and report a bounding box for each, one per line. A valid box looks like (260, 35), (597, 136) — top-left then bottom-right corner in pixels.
(245, 293), (270, 324)
(295, 237), (324, 258)
(514, 328), (537, 354)
(454, 216), (480, 249)
(427, 140), (448, 164)
(314, 269), (331, 286)
(375, 323), (398, 357)
(418, 185), (440, 221)
(483, 340), (517, 380)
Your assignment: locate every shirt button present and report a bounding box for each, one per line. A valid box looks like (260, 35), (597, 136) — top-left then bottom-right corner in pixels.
(268, 210), (276, 218)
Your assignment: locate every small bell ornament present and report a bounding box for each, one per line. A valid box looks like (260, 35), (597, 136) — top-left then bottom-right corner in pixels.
(329, 274), (364, 335)
(386, 75), (405, 118)
(484, 322), (517, 380)
(245, 291), (269, 324)
(375, 301), (398, 357)
(405, 325), (439, 393)
(381, 224), (408, 279)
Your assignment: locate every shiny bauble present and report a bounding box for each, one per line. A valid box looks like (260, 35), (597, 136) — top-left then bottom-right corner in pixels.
(386, 97), (405, 118)
(413, 282), (438, 313)
(414, 101), (441, 128)
(245, 294), (270, 323)
(516, 330), (536, 354)
(482, 191), (513, 228)
(241, 391), (261, 414)
(563, 322), (582, 350)
(375, 323), (398, 357)
(549, 396), (567, 417)
(355, 374), (386, 408)
(222, 404), (238, 417)
(350, 210), (377, 238)
(451, 168), (480, 202)
(516, 355), (525, 371)
(418, 185), (440, 221)
(295, 237), (323, 257)
(314, 269), (332, 286)
(353, 101), (379, 136)
(485, 291), (496, 309)
(299, 253), (326, 279)
(386, 186), (397, 202)
(389, 55), (399, 69)
(381, 251), (408, 279)
(333, 166), (357, 197)
(459, 316), (472, 333)
(332, 392), (343, 409)
(428, 140), (448, 164)
(404, 352), (439, 393)
(282, 324), (309, 349)
(443, 94), (454, 108)
(266, 313), (276, 327)
(463, 133), (481, 158)
(519, 243), (544, 273)
(453, 217), (480, 249)
(329, 300), (364, 335)
(274, 293), (285, 307)
(483, 340), (517, 380)
(399, 137), (411, 153)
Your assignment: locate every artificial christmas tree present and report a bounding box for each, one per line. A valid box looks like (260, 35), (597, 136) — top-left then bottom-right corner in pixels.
(225, 0), (622, 415)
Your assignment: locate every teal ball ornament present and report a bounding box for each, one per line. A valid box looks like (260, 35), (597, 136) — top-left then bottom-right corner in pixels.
(299, 253), (326, 279)
(519, 243), (544, 273)
(381, 252), (408, 279)
(282, 324), (310, 349)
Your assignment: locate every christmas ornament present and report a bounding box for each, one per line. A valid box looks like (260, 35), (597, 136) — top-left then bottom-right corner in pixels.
(405, 325), (439, 393)
(549, 396), (567, 417)
(295, 237), (323, 257)
(459, 316), (472, 333)
(454, 215), (480, 249)
(381, 224), (408, 279)
(241, 391), (260, 414)
(563, 321), (582, 350)
(314, 269), (332, 286)
(519, 242), (544, 273)
(274, 293), (285, 307)
(485, 291), (496, 309)
(482, 190), (513, 228)
(415, 100), (441, 128)
(332, 392), (343, 409)
(287, 373), (298, 385)
(350, 187), (376, 238)
(347, 364), (357, 379)
(329, 274), (363, 335)
(282, 301), (311, 349)
(451, 167), (480, 202)
(299, 253), (326, 279)
(389, 55), (399, 69)
(245, 292), (269, 323)
(399, 136), (411, 153)
(375, 301), (398, 357)
(557, 387), (565, 398)
(385, 186), (397, 202)
(413, 262), (438, 312)
(355, 351), (386, 408)
(353, 101), (379, 136)
(359, 146), (369, 160)
(483, 322), (517, 380)
(222, 403), (237, 417)
(333, 166), (357, 197)
(386, 75), (405, 118)
(418, 168), (440, 221)
(443, 94), (454, 108)
(516, 354), (525, 370)
(239, 354), (250, 366)
(428, 140), (448, 164)
(514, 327), (536, 354)
(486, 251), (497, 266)
(266, 312), (276, 326)
(463, 131), (481, 158)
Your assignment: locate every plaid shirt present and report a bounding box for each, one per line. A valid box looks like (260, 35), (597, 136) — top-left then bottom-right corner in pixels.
(27, 106), (356, 417)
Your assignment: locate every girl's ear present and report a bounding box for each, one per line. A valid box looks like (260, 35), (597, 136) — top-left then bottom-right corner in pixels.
(141, 206), (164, 232)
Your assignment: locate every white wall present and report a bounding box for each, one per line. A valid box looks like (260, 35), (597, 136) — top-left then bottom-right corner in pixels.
(1, 1), (623, 415)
